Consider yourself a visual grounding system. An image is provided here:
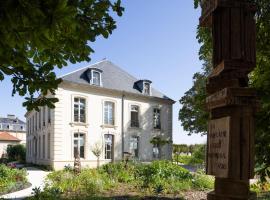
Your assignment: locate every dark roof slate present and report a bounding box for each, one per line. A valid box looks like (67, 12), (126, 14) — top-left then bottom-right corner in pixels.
(61, 60), (173, 101)
(0, 117), (25, 125)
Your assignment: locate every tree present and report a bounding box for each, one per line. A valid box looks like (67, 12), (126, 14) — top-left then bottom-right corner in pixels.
(180, 0), (270, 181)
(0, 0), (124, 111)
(6, 144), (26, 162)
(91, 142), (103, 168)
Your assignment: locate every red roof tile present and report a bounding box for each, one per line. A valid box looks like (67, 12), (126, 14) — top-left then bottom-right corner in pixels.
(0, 132), (21, 141)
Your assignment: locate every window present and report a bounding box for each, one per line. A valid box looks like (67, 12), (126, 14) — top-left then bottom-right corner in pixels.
(143, 82), (150, 95)
(153, 108), (161, 129)
(104, 134), (113, 159)
(43, 135), (45, 158)
(153, 144), (160, 159)
(47, 133), (50, 159)
(43, 107), (46, 126)
(39, 109), (41, 129)
(104, 101), (115, 125)
(48, 107), (51, 123)
(74, 97), (86, 123)
(74, 133), (85, 158)
(38, 136), (41, 158)
(130, 136), (139, 158)
(92, 71), (101, 86)
(131, 105), (139, 127)
(35, 112), (37, 131)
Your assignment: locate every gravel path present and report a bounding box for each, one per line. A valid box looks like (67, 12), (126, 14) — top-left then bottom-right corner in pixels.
(1, 167), (50, 200)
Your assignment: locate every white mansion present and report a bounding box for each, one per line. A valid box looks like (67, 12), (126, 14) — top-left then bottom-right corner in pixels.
(26, 60), (174, 170)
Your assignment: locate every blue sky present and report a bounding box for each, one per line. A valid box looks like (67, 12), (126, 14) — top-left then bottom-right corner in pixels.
(0, 0), (206, 144)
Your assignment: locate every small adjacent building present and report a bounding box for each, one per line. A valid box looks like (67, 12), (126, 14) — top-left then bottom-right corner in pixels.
(0, 115), (26, 157)
(25, 60), (174, 170)
(0, 115), (26, 143)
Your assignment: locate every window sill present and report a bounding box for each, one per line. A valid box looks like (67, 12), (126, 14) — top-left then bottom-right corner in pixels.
(101, 124), (117, 129)
(70, 122), (89, 128)
(153, 128), (161, 132)
(128, 126), (141, 130)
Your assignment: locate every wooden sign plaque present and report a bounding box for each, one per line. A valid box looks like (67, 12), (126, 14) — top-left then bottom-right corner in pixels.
(207, 117), (230, 178)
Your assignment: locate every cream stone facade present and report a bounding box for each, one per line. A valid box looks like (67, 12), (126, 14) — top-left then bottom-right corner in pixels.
(26, 61), (174, 170)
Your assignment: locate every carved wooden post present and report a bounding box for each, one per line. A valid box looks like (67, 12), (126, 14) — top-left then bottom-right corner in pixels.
(200, 0), (257, 199)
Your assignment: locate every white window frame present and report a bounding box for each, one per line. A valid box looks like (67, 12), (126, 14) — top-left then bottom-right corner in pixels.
(71, 95), (88, 124)
(91, 70), (102, 86)
(103, 100), (116, 126)
(130, 104), (140, 128)
(73, 132), (86, 159)
(130, 136), (139, 158)
(153, 107), (161, 129)
(104, 134), (114, 160)
(143, 81), (151, 95)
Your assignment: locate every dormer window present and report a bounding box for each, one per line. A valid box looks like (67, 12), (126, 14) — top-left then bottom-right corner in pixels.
(135, 79), (152, 95)
(143, 82), (150, 95)
(92, 71), (101, 86)
(86, 68), (103, 86)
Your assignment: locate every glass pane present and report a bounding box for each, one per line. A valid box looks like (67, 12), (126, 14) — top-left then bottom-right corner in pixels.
(93, 71), (100, 85)
(74, 104), (79, 122)
(74, 140), (78, 158)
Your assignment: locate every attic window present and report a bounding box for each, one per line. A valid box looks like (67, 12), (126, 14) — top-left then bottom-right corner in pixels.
(87, 68), (102, 86)
(143, 82), (151, 95)
(92, 71), (101, 86)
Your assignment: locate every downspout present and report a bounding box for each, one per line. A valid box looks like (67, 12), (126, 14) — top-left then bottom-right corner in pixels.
(121, 92), (125, 160)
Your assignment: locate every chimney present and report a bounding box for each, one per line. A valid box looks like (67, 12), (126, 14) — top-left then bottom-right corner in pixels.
(7, 114), (16, 119)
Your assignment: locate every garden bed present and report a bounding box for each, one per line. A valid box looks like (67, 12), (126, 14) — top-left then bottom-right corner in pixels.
(27, 161), (214, 200)
(0, 164), (31, 195)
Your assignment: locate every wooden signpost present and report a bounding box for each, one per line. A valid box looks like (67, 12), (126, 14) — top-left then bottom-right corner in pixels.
(200, 0), (258, 199)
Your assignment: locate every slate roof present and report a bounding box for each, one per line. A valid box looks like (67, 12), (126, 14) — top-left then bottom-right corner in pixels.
(61, 60), (173, 101)
(0, 117), (25, 125)
(0, 132), (21, 141)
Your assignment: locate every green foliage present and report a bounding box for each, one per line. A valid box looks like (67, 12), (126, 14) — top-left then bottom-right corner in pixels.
(192, 170), (214, 190)
(99, 162), (135, 183)
(136, 161), (192, 190)
(173, 144), (206, 165)
(0, 164), (27, 194)
(45, 168), (114, 198)
(183, 0), (270, 181)
(6, 144), (26, 162)
(150, 136), (172, 145)
(36, 161), (213, 199)
(190, 145), (205, 164)
(174, 155), (193, 165)
(250, 181), (270, 193)
(0, 0), (124, 111)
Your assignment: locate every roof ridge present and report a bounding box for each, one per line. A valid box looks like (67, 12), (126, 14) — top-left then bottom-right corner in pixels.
(59, 60), (107, 78)
(104, 61), (139, 81)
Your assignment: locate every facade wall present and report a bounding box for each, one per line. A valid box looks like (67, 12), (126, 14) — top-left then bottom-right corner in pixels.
(26, 83), (173, 170)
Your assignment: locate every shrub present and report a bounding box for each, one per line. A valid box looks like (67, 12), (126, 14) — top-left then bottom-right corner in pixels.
(0, 164), (28, 194)
(6, 144), (26, 162)
(135, 160), (192, 190)
(99, 162), (136, 183)
(45, 168), (114, 198)
(192, 170), (214, 190)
